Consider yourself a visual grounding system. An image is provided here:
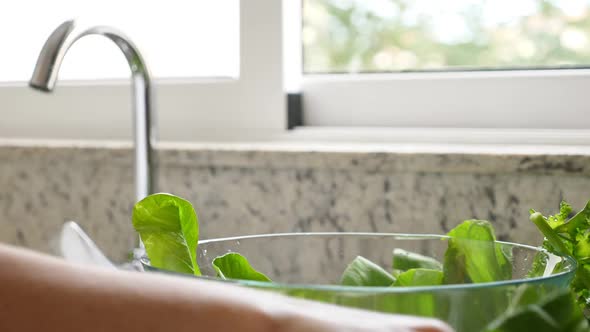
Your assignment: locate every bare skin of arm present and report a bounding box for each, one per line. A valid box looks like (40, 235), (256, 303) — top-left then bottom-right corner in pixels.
(0, 243), (453, 332)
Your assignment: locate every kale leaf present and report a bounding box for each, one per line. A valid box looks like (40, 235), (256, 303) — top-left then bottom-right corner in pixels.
(530, 201), (590, 313)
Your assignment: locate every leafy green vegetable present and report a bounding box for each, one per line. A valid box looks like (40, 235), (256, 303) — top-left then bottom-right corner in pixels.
(341, 256), (396, 286)
(440, 221), (515, 331)
(554, 201), (590, 236)
(443, 220), (513, 284)
(530, 212), (571, 256)
(394, 268), (443, 287)
(530, 202), (590, 313)
(548, 201), (575, 229)
(131, 193), (589, 331)
(132, 193), (200, 275)
(212, 252), (271, 282)
(527, 252), (549, 278)
(485, 288), (589, 332)
(392, 248), (443, 272)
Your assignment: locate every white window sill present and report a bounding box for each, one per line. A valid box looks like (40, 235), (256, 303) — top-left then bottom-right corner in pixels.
(3, 126), (590, 157)
(293, 126), (590, 143)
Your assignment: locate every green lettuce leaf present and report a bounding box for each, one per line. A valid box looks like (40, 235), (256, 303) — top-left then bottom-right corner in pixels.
(574, 231), (590, 259)
(392, 249), (443, 272)
(530, 203), (590, 312)
(393, 268), (443, 287)
(132, 193), (200, 275)
(553, 201), (590, 236)
(530, 212), (571, 256)
(526, 252), (549, 278)
(341, 256), (396, 286)
(486, 288), (589, 332)
(212, 252), (271, 282)
(547, 201), (573, 229)
(443, 220), (513, 284)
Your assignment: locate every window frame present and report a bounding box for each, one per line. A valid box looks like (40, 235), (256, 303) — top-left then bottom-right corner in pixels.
(297, 69), (590, 145)
(301, 69), (590, 129)
(1, 0), (590, 146)
(293, 0), (590, 145)
(0, 0), (286, 142)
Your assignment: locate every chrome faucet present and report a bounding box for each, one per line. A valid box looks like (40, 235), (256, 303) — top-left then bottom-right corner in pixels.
(29, 20), (155, 202)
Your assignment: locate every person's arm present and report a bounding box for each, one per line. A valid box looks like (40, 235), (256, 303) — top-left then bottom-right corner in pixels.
(0, 243), (452, 332)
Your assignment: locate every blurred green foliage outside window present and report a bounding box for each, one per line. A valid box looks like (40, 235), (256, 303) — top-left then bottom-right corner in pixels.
(303, 0), (590, 73)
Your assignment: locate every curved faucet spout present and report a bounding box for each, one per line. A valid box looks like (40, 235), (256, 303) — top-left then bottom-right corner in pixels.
(30, 19), (156, 202)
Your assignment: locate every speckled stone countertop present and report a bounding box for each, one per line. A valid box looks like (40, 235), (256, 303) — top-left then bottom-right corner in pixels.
(2, 139), (590, 262)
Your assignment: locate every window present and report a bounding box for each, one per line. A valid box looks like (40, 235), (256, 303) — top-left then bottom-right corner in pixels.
(303, 0), (590, 72)
(0, 1), (284, 141)
(2, 1), (239, 80)
(299, 0), (590, 144)
(1, 0), (590, 144)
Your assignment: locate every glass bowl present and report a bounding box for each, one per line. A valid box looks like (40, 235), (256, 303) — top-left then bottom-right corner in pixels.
(141, 232), (576, 332)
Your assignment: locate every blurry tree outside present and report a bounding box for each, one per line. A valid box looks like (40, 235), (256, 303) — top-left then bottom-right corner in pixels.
(303, 0), (590, 73)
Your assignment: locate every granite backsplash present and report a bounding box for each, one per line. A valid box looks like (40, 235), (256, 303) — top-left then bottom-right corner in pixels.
(2, 141), (590, 262)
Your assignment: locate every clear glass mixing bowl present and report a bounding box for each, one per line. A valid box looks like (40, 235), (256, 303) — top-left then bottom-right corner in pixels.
(141, 232), (576, 332)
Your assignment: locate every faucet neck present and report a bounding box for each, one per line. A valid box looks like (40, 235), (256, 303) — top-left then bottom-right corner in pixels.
(29, 20), (156, 202)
